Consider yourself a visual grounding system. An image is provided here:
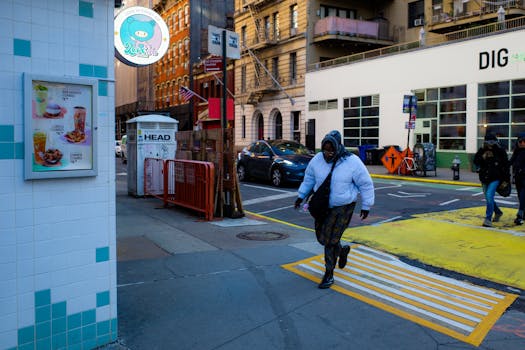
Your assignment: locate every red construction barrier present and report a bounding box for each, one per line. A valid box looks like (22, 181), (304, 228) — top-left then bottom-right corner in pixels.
(144, 158), (215, 220)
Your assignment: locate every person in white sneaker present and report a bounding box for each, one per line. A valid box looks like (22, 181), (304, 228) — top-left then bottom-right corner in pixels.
(473, 133), (509, 227)
(510, 132), (525, 225)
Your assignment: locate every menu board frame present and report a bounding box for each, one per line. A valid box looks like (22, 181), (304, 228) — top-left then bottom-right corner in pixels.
(24, 74), (98, 180)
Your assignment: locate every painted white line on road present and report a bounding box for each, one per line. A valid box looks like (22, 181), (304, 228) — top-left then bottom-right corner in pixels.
(374, 183), (403, 190)
(472, 192), (484, 197)
(373, 216), (403, 225)
(258, 205), (296, 215)
(494, 199), (517, 205)
(243, 192), (298, 205)
(388, 191), (429, 198)
(439, 199), (460, 206)
(241, 183), (292, 193)
(456, 187), (478, 191)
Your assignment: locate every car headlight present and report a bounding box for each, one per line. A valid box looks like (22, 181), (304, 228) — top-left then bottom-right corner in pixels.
(282, 160), (294, 166)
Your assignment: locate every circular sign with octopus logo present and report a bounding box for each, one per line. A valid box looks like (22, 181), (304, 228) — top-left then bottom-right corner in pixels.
(114, 6), (169, 66)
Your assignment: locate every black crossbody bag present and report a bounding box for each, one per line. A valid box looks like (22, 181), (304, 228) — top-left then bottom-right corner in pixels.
(307, 160), (337, 221)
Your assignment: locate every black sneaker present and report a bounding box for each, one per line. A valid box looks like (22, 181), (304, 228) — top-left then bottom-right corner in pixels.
(514, 217), (523, 225)
(318, 271), (334, 289)
(338, 245), (351, 269)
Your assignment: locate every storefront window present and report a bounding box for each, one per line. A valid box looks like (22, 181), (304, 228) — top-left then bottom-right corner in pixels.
(343, 94), (379, 147)
(438, 85), (466, 150)
(478, 79), (525, 151)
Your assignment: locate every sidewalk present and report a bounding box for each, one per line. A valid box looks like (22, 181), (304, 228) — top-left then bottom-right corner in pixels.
(366, 164), (480, 186)
(108, 166), (525, 350)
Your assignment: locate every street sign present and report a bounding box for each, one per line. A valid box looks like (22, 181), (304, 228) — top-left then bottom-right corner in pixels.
(204, 57), (223, 72)
(405, 121), (416, 129)
(208, 25), (240, 59)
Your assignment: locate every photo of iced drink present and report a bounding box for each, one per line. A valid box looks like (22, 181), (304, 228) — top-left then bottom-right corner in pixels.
(34, 84), (48, 117)
(73, 106), (86, 133)
(33, 131), (46, 164)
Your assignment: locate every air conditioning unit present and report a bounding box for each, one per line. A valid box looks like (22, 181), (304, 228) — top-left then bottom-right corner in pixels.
(414, 18), (423, 26)
(290, 27), (297, 36)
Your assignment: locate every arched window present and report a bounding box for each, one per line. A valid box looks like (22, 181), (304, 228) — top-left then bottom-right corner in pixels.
(275, 112), (282, 139)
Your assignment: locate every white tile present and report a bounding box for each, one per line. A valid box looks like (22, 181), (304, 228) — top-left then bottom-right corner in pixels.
(0, 193), (15, 211)
(17, 259), (34, 278)
(15, 193), (33, 210)
(31, 7), (48, 26)
(15, 209), (33, 228)
(18, 308), (35, 328)
(31, 58), (50, 74)
(31, 40), (49, 58)
(68, 294), (93, 315)
(96, 305), (110, 321)
(47, 0), (64, 13)
(0, 54), (14, 72)
(0, 37), (11, 54)
(17, 276), (34, 294)
(34, 272), (51, 291)
(67, 249), (90, 267)
(0, 330), (17, 350)
(0, 312), (17, 334)
(14, 56), (31, 73)
(0, 229), (16, 247)
(0, 245), (16, 263)
(35, 253), (67, 274)
(13, 4), (31, 23)
(16, 227), (33, 244)
(18, 291), (34, 312)
(0, 2), (14, 21)
(0, 278), (16, 298)
(17, 242), (33, 261)
(0, 296), (17, 321)
(0, 211), (15, 231)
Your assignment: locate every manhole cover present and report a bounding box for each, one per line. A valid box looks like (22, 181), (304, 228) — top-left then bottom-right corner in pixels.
(237, 231), (289, 241)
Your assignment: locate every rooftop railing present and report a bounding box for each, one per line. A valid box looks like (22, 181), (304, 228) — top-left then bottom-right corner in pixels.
(308, 16), (525, 72)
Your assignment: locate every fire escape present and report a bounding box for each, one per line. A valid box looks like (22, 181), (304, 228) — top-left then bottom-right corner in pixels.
(241, 0), (294, 105)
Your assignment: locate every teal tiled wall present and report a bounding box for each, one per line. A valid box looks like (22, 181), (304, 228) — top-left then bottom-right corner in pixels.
(14, 289), (117, 350)
(0, 124), (23, 159)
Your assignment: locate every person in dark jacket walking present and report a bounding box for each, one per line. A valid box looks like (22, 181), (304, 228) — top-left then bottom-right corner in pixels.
(293, 131), (374, 289)
(509, 132), (525, 225)
(473, 133), (509, 227)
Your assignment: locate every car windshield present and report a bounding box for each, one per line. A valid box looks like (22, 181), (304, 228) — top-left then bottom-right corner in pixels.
(270, 141), (310, 156)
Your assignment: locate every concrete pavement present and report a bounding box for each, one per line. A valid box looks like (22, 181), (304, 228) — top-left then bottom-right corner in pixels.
(107, 166), (525, 350)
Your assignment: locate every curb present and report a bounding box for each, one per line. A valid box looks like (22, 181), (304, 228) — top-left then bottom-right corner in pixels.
(370, 173), (480, 187)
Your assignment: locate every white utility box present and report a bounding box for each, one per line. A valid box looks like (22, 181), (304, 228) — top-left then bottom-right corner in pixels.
(126, 114), (179, 196)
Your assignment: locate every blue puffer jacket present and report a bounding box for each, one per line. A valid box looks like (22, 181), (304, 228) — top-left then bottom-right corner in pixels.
(297, 153), (375, 210)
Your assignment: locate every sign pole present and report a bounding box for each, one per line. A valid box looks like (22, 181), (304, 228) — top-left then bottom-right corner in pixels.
(221, 30), (227, 129)
(406, 103), (411, 157)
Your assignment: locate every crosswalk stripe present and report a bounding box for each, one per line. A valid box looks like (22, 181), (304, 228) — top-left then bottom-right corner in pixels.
(282, 245), (517, 346)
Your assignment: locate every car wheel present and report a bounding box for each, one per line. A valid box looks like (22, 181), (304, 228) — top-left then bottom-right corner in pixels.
(237, 164), (246, 182)
(271, 168), (283, 187)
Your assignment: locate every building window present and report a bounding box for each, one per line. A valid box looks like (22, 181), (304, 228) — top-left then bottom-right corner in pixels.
(241, 26), (247, 47)
(343, 95), (379, 147)
(290, 4), (298, 30)
(264, 16), (270, 40)
(289, 52), (297, 85)
(478, 79), (525, 151)
(242, 115), (246, 138)
(437, 85), (466, 150)
(292, 111), (300, 142)
(272, 57), (279, 86)
(273, 12), (280, 40)
(275, 112), (283, 139)
(319, 5), (356, 19)
(408, 0), (424, 28)
(241, 65), (246, 93)
(184, 6), (189, 26)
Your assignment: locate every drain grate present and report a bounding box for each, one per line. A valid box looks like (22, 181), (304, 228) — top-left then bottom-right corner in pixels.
(237, 231), (289, 241)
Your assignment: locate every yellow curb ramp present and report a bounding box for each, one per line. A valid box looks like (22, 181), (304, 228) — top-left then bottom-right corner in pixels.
(342, 206), (525, 291)
(282, 245), (517, 346)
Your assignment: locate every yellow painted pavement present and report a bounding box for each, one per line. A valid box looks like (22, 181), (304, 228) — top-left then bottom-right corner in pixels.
(342, 206), (525, 290)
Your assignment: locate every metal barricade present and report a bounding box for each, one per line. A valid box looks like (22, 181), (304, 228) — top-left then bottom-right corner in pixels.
(164, 159), (215, 221)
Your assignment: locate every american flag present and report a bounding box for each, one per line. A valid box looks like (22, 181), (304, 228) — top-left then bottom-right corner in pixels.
(179, 86), (196, 102)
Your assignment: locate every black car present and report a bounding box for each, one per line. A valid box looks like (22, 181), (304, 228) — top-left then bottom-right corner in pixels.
(237, 139), (314, 186)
